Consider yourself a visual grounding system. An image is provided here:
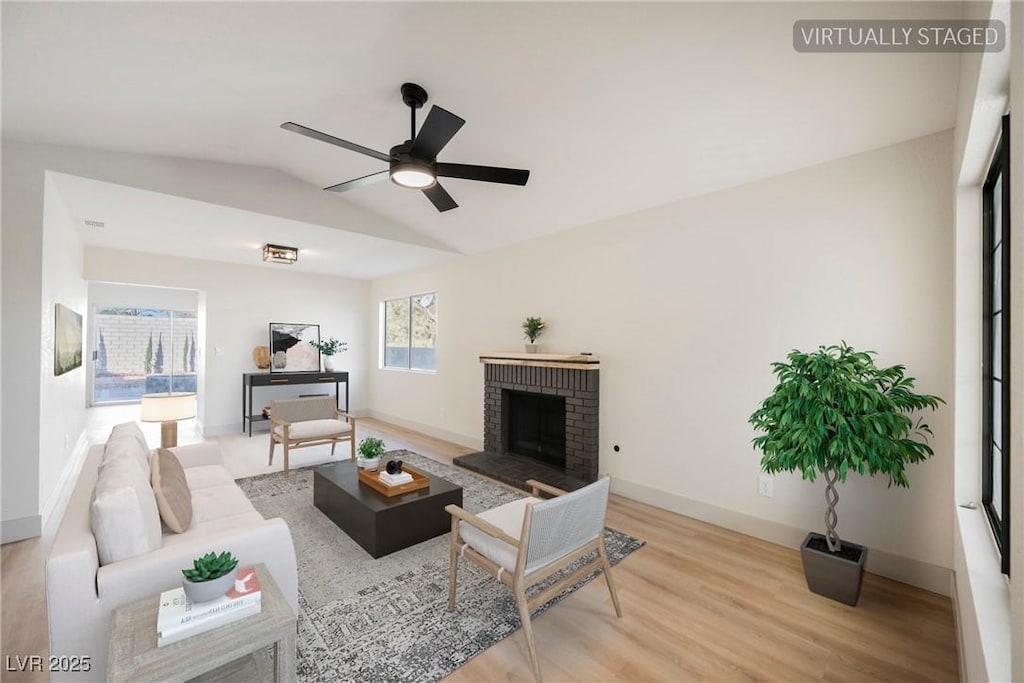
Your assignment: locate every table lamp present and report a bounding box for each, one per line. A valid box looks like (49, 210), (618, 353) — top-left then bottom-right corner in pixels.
(141, 392), (197, 448)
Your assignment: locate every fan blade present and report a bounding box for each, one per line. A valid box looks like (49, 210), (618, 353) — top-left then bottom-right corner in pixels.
(422, 182), (458, 212)
(436, 163), (530, 186)
(409, 106), (465, 160)
(281, 122), (393, 163)
(323, 170), (390, 193)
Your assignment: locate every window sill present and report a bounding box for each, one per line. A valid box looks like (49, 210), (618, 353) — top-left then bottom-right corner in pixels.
(380, 367), (437, 375)
(954, 505), (1011, 681)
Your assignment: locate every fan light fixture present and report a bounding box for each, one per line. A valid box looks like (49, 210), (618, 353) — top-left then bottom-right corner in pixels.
(262, 243), (298, 264)
(390, 161), (436, 189)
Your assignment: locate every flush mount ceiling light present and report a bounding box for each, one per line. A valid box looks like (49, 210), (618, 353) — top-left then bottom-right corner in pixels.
(262, 243), (298, 264)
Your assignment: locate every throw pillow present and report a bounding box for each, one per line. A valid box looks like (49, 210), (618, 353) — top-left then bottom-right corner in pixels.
(91, 456), (162, 565)
(151, 448), (193, 533)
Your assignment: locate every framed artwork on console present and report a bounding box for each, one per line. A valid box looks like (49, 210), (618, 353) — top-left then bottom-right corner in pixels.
(268, 322), (320, 372)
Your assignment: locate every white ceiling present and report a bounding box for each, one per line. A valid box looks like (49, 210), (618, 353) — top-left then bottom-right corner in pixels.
(50, 173), (455, 280)
(4, 2), (961, 259)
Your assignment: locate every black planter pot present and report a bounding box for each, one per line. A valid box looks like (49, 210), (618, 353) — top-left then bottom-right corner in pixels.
(800, 532), (867, 606)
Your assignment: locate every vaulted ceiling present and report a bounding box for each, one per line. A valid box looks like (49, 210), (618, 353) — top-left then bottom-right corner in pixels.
(3, 1), (961, 264)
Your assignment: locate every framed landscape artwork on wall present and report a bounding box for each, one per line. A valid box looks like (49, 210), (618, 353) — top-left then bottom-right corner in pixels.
(54, 303), (83, 376)
(269, 322), (320, 373)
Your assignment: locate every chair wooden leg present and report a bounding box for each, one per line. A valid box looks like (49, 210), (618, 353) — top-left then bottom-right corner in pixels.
(268, 438), (275, 466)
(331, 441), (337, 456)
(350, 435), (355, 461)
(283, 442), (290, 475)
(514, 587), (543, 683)
(598, 538), (623, 618)
(448, 516), (459, 611)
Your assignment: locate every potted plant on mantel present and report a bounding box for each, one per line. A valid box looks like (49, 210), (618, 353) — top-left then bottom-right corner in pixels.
(357, 436), (387, 470)
(309, 337), (348, 372)
(749, 342), (942, 606)
(522, 316), (546, 353)
(181, 551), (238, 603)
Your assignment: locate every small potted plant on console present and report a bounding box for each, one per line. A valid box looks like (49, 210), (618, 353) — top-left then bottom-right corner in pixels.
(749, 342), (942, 606)
(182, 551), (239, 603)
(357, 436), (386, 470)
(309, 337), (348, 372)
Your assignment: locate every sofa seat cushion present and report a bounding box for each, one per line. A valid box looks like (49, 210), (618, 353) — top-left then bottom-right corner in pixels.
(151, 449), (192, 534)
(91, 456), (162, 565)
(159, 511), (266, 547)
(273, 418), (351, 441)
(189, 485), (258, 524)
(458, 497), (540, 573)
(184, 465), (236, 491)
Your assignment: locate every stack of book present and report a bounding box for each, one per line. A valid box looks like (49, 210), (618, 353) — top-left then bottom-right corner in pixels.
(379, 470), (413, 486)
(157, 567), (262, 647)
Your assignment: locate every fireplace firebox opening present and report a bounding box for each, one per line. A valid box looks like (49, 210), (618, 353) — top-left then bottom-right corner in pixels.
(504, 390), (566, 468)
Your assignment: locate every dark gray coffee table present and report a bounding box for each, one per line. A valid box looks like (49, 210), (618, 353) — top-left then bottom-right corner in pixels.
(313, 460), (463, 558)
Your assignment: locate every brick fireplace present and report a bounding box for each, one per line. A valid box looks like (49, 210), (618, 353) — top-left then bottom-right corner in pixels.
(454, 353), (600, 491)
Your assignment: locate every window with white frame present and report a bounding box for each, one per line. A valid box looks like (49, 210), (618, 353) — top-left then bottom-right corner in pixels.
(383, 292), (437, 372)
(982, 114), (1010, 574)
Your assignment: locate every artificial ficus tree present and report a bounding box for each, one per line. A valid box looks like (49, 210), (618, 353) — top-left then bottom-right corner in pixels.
(749, 343), (943, 552)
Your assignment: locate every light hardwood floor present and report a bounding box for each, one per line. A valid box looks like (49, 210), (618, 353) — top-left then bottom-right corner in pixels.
(1, 418), (958, 682)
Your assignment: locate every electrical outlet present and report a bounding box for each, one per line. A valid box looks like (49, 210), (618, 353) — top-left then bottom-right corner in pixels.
(758, 475), (773, 498)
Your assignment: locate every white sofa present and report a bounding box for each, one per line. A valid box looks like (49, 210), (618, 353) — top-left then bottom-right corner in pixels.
(46, 424), (298, 681)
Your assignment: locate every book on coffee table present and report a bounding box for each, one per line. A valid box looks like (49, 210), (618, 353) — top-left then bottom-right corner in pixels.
(156, 567), (262, 646)
(379, 471), (413, 486)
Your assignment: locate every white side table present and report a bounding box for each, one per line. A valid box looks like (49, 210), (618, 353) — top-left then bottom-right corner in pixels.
(108, 564), (296, 682)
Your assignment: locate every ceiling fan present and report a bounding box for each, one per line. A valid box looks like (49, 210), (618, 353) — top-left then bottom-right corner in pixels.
(281, 83), (530, 213)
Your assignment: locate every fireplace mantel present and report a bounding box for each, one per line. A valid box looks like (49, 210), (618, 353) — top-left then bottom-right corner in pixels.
(479, 352), (600, 370)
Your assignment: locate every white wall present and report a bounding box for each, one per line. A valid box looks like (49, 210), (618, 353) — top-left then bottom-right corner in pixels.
(37, 173), (88, 526)
(2, 143), (47, 541)
(368, 131), (956, 592)
(84, 248), (369, 434)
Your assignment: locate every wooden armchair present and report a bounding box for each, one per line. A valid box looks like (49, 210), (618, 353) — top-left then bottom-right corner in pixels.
(268, 396), (355, 473)
(445, 477), (621, 683)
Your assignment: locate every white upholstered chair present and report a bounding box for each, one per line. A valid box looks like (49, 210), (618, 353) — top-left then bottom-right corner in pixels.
(268, 396), (355, 473)
(445, 477), (621, 683)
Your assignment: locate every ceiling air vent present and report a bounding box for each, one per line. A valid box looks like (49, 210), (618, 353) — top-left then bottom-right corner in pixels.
(83, 219), (106, 229)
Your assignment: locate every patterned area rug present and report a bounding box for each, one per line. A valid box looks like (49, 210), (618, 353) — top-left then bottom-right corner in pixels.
(237, 450), (645, 682)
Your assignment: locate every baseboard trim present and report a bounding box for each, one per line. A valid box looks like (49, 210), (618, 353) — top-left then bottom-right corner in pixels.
(610, 478), (952, 596)
(362, 410), (483, 451)
(1, 515), (41, 544)
(40, 429), (90, 536)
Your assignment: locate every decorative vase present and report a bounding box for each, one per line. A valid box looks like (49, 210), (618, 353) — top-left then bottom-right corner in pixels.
(182, 572), (235, 604)
(525, 343), (538, 353)
(252, 346), (270, 370)
(323, 355), (337, 372)
(358, 457), (381, 470)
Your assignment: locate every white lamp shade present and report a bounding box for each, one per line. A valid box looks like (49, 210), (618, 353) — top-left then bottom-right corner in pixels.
(140, 392), (197, 422)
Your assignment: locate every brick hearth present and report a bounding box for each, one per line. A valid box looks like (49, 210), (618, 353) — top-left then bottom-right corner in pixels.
(454, 355), (600, 490)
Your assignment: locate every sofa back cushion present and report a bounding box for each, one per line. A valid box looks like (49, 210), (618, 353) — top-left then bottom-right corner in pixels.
(102, 422), (151, 478)
(151, 448), (193, 533)
(90, 456), (162, 565)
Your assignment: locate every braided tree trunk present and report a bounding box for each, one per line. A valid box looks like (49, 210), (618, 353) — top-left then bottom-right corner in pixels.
(824, 468), (841, 552)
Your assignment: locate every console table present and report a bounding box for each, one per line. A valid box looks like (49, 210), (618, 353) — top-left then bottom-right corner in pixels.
(242, 371), (349, 437)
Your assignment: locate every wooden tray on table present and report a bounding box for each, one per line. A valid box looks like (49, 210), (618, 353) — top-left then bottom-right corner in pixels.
(357, 465), (430, 497)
